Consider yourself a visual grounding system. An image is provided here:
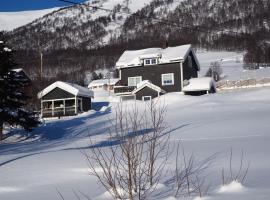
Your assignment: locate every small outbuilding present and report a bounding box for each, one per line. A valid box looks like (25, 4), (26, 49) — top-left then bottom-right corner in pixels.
(88, 78), (120, 91)
(132, 80), (165, 101)
(182, 77), (216, 95)
(38, 81), (94, 118)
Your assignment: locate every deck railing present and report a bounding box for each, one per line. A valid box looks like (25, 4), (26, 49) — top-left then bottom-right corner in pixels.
(114, 86), (136, 94)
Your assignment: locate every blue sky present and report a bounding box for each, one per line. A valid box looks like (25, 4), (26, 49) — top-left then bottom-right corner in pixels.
(0, 0), (86, 12)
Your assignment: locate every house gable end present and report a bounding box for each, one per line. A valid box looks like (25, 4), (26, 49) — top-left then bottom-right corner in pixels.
(42, 87), (74, 100)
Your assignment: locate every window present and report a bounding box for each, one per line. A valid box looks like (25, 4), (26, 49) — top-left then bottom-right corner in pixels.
(162, 73), (174, 85)
(142, 96), (152, 101)
(128, 76), (142, 86)
(144, 58), (158, 65)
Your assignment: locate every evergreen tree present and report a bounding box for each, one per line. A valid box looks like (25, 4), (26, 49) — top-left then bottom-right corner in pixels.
(0, 36), (39, 140)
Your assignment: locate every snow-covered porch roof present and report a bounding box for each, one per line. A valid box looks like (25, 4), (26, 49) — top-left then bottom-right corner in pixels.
(38, 81), (94, 99)
(88, 78), (120, 88)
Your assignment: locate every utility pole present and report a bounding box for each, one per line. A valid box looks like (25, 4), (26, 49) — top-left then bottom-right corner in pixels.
(40, 52), (43, 81)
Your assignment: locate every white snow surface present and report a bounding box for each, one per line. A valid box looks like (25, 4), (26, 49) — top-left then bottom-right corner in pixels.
(0, 7), (61, 31)
(116, 44), (199, 68)
(218, 181), (245, 193)
(38, 81), (94, 99)
(1, 86), (270, 199)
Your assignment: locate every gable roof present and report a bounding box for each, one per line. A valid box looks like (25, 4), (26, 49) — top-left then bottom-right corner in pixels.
(88, 78), (120, 88)
(38, 81), (94, 99)
(132, 80), (165, 94)
(116, 44), (200, 70)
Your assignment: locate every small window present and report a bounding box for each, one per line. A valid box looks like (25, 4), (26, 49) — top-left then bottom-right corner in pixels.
(162, 73), (174, 85)
(144, 58), (158, 65)
(151, 59), (157, 65)
(145, 59), (151, 65)
(128, 76), (142, 86)
(142, 96), (152, 101)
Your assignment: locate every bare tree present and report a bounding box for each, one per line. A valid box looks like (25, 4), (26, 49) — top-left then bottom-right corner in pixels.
(221, 148), (250, 185)
(84, 100), (170, 200)
(174, 142), (214, 198)
(205, 61), (223, 82)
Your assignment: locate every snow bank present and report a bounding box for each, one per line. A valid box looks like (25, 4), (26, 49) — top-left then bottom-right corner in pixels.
(218, 181), (245, 193)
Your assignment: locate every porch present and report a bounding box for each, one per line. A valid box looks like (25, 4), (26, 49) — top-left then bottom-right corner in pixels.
(41, 97), (83, 118)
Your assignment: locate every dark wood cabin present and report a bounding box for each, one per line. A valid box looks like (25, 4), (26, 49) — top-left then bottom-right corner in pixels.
(114, 44), (200, 100)
(38, 81), (94, 118)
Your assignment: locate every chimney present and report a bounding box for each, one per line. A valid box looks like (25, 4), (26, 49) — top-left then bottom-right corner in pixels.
(162, 40), (168, 49)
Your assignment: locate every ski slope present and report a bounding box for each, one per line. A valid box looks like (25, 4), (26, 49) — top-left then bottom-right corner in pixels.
(1, 87), (270, 200)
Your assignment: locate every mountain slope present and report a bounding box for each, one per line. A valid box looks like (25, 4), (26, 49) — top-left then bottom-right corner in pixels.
(0, 7), (61, 31)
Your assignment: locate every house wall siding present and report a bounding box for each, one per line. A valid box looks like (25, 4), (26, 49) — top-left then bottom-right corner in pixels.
(120, 51), (199, 93)
(135, 87), (159, 100)
(183, 51), (199, 80)
(42, 87), (74, 100)
(120, 63), (182, 92)
(81, 97), (91, 111)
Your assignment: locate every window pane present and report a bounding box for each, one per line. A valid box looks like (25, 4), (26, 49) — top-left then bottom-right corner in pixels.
(162, 74), (174, 85)
(128, 77), (142, 86)
(151, 59), (157, 64)
(145, 59), (151, 65)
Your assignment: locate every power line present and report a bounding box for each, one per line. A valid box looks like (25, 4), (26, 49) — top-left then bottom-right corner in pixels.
(57, 0), (242, 36)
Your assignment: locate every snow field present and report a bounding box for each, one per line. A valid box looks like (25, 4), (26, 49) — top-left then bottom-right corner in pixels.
(1, 86), (270, 199)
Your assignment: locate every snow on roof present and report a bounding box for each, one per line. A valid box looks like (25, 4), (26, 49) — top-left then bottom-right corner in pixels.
(183, 77), (216, 92)
(11, 68), (23, 73)
(132, 80), (165, 94)
(116, 44), (200, 69)
(38, 81), (94, 99)
(88, 78), (120, 88)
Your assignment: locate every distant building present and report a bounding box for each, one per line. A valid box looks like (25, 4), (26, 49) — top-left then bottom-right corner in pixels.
(38, 81), (94, 118)
(88, 78), (120, 91)
(114, 44), (201, 100)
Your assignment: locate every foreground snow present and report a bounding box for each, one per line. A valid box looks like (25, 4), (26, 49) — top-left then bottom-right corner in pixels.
(1, 87), (270, 199)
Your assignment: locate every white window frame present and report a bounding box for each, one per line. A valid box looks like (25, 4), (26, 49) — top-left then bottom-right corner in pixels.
(128, 76), (142, 86)
(142, 96), (152, 101)
(161, 73), (174, 86)
(144, 58), (158, 66)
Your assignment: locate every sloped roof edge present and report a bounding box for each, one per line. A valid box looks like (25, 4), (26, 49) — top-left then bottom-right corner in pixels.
(38, 81), (94, 99)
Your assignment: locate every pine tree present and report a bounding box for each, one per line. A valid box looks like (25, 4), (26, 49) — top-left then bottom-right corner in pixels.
(0, 36), (39, 140)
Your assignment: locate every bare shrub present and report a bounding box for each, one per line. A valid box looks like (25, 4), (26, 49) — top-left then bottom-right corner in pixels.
(84, 100), (170, 200)
(205, 61), (223, 82)
(221, 148), (250, 185)
(174, 143), (214, 198)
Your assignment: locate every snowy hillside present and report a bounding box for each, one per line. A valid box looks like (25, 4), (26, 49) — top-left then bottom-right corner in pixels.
(1, 87), (270, 199)
(5, 0), (270, 51)
(0, 7), (61, 31)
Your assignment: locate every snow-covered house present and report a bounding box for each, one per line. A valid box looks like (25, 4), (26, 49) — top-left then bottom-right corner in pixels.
(115, 44), (201, 100)
(88, 78), (120, 91)
(38, 81), (94, 118)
